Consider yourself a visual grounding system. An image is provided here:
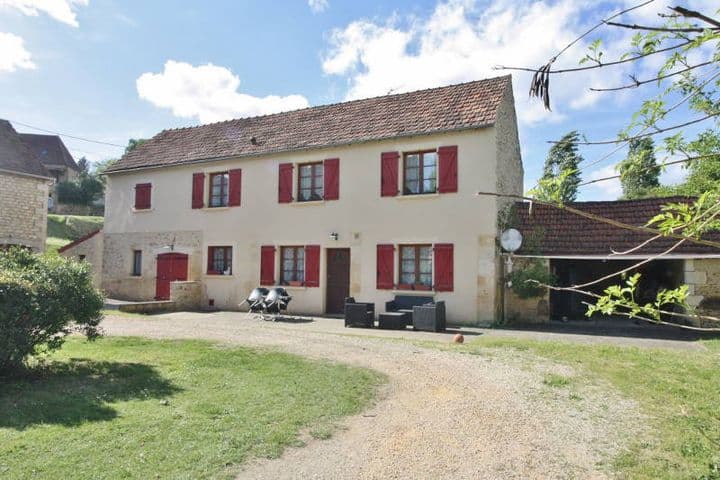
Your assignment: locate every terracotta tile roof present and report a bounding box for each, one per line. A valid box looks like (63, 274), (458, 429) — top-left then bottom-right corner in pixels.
(0, 120), (51, 178)
(511, 197), (720, 257)
(20, 133), (79, 171)
(106, 76), (512, 173)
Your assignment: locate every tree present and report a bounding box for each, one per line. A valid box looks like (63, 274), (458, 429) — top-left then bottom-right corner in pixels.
(618, 137), (660, 198)
(125, 138), (147, 154)
(77, 156), (90, 175)
(536, 130), (583, 203)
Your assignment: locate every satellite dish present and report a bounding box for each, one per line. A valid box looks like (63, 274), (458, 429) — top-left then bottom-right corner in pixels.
(500, 228), (523, 253)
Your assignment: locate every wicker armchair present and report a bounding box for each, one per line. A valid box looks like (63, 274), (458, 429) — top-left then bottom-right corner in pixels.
(412, 301), (446, 332)
(344, 297), (375, 328)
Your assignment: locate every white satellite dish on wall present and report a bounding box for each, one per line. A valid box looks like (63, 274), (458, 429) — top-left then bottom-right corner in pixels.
(500, 228), (523, 253)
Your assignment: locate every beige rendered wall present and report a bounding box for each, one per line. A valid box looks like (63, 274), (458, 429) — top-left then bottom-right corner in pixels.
(0, 171), (49, 251)
(104, 129), (512, 325)
(58, 231), (104, 288)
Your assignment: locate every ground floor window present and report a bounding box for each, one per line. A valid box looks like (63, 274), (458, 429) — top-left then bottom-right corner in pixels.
(281, 246), (305, 284)
(132, 250), (142, 276)
(208, 246), (232, 275)
(399, 244), (432, 289)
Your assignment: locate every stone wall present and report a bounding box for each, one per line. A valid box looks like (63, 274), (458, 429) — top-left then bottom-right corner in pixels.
(58, 231), (104, 288)
(0, 171), (49, 251)
(504, 257), (550, 324)
(683, 259), (720, 327)
(170, 281), (201, 310)
(102, 230), (203, 301)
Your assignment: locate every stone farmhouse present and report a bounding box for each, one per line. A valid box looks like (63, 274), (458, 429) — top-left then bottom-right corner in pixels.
(19, 132), (80, 211)
(63, 76), (522, 325)
(0, 120), (52, 251)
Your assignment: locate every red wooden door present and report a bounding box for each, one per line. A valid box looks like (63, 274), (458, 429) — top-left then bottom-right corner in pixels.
(155, 252), (189, 300)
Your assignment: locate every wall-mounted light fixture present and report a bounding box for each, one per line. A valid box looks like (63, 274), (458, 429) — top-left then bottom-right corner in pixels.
(330, 232), (339, 241)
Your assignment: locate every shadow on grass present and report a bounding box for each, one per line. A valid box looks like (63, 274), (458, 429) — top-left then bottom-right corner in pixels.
(0, 358), (181, 430)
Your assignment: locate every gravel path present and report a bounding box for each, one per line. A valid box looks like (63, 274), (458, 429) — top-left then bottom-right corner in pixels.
(102, 312), (642, 479)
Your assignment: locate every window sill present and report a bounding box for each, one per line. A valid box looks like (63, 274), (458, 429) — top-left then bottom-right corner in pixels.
(204, 274), (234, 279)
(289, 200), (325, 207)
(132, 208), (153, 213)
(395, 193), (440, 200)
(128, 276), (143, 279)
(282, 285), (308, 291)
(391, 288), (436, 295)
(203, 206), (231, 211)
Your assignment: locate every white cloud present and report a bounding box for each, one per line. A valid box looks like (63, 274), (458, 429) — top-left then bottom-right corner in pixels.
(308, 0), (328, 13)
(0, 0), (88, 27)
(321, 0), (641, 125)
(585, 164), (623, 199)
(136, 60), (310, 124)
(0, 32), (35, 72)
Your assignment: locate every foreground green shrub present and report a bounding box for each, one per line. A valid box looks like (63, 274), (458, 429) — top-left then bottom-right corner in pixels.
(0, 248), (104, 375)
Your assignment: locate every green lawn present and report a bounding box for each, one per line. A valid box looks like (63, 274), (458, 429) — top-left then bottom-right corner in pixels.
(444, 336), (720, 479)
(46, 214), (104, 254)
(0, 337), (383, 479)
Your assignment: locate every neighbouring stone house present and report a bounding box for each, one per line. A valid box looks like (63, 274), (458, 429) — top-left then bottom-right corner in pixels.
(19, 132), (81, 212)
(64, 76), (523, 325)
(505, 197), (720, 327)
(0, 120), (53, 251)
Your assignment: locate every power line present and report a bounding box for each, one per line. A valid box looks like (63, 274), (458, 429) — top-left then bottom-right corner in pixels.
(7, 119), (126, 148)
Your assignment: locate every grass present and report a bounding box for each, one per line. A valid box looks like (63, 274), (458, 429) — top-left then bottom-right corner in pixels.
(45, 214), (104, 254)
(443, 336), (720, 479)
(0, 337), (383, 479)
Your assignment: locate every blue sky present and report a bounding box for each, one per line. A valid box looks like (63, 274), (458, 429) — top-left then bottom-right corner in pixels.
(0, 0), (711, 200)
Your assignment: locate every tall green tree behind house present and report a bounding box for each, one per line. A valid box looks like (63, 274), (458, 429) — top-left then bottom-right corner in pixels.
(536, 130), (583, 203)
(618, 137), (660, 198)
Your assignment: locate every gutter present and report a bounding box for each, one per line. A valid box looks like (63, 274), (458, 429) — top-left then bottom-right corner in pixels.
(0, 167), (54, 181)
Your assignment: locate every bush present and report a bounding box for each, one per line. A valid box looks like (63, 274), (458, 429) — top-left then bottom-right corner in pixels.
(0, 248), (104, 375)
(507, 259), (556, 299)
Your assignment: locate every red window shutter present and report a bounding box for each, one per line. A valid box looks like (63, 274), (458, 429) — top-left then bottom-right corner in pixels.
(438, 146), (458, 193)
(260, 246), (276, 286)
(192, 172), (205, 209)
(278, 163), (293, 203)
(381, 152), (399, 197)
(134, 183), (151, 209)
(376, 244), (394, 289)
(305, 245), (320, 287)
(323, 158), (339, 200)
(434, 243), (454, 292)
(229, 168), (242, 206)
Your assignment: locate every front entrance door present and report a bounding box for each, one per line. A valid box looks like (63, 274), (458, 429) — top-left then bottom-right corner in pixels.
(155, 252), (188, 300)
(326, 248), (350, 314)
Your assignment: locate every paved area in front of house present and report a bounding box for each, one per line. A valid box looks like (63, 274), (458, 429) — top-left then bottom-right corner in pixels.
(101, 311), (655, 479)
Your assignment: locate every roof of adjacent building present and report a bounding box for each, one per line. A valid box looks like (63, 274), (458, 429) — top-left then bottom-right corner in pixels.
(106, 76), (512, 173)
(0, 120), (51, 178)
(19, 133), (79, 171)
(511, 196), (720, 257)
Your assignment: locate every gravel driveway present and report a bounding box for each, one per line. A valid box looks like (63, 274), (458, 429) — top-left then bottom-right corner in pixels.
(102, 312), (642, 479)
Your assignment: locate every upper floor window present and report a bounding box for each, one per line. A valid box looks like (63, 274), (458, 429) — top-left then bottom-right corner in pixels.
(132, 250), (142, 276)
(297, 162), (324, 202)
(134, 183), (152, 210)
(399, 244), (432, 289)
(403, 151), (437, 195)
(281, 246), (305, 284)
(209, 172), (229, 207)
(207, 246), (232, 275)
